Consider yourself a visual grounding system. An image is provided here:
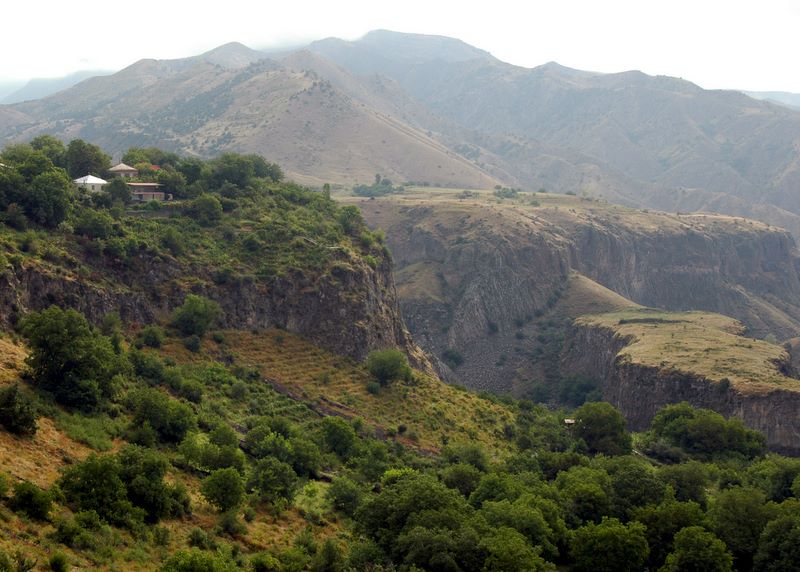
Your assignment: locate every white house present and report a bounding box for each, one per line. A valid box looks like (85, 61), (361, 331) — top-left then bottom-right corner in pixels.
(73, 175), (108, 193)
(108, 163), (139, 178)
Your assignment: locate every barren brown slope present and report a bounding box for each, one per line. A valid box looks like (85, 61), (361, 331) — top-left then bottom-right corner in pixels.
(0, 51), (499, 189)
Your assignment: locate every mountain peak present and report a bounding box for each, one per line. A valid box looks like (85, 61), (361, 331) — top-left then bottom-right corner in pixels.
(357, 29), (494, 62)
(197, 41), (267, 69)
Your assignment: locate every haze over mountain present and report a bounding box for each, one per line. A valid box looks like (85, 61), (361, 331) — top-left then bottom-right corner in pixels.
(0, 69), (113, 105)
(2, 30), (800, 236)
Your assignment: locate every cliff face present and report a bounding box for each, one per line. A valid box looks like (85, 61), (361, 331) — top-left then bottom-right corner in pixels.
(0, 253), (426, 368)
(355, 191), (800, 393)
(562, 322), (800, 454)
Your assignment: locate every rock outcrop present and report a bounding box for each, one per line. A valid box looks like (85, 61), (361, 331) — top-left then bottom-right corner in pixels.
(562, 321), (800, 454)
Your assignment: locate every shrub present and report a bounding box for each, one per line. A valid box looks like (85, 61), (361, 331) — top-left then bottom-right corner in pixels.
(442, 348), (464, 369)
(0, 384), (37, 435)
(128, 388), (195, 443)
(183, 335), (202, 352)
(48, 553), (69, 572)
(248, 458), (298, 505)
(365, 348), (411, 386)
(171, 295), (222, 337)
(9, 481), (52, 520)
(326, 477), (362, 517)
(20, 306), (124, 411)
(201, 468), (244, 512)
(138, 325), (165, 348)
(366, 380), (381, 395)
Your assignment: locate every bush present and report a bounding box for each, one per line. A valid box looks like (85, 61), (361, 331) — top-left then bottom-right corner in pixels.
(20, 306), (124, 411)
(9, 481), (52, 520)
(326, 477), (362, 517)
(201, 468), (244, 512)
(128, 388), (195, 443)
(171, 295), (222, 337)
(159, 549), (238, 572)
(138, 325), (165, 348)
(574, 402), (632, 456)
(48, 553), (69, 572)
(248, 458), (298, 505)
(0, 384), (37, 435)
(365, 348), (411, 386)
(183, 335), (202, 352)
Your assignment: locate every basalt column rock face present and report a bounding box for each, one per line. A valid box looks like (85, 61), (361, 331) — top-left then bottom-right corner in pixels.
(0, 252), (429, 370)
(562, 322), (800, 455)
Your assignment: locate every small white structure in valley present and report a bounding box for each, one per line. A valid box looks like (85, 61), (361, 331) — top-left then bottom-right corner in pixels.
(73, 175), (108, 193)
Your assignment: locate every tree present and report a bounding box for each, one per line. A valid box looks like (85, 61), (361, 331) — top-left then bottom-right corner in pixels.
(573, 402), (631, 456)
(118, 445), (188, 522)
(201, 468), (244, 512)
(30, 135), (66, 168)
(661, 526), (733, 572)
(105, 177), (132, 205)
(0, 384), (38, 435)
(601, 455), (666, 518)
(658, 461), (710, 507)
(20, 307), (124, 411)
(189, 193), (223, 226)
(25, 170), (72, 227)
(74, 208), (116, 239)
(58, 454), (133, 525)
(570, 517), (649, 572)
(320, 417), (358, 459)
(171, 294), (222, 337)
(326, 477), (363, 516)
(479, 527), (555, 572)
(65, 139), (111, 179)
(441, 463), (483, 497)
(709, 486), (776, 568)
(247, 457), (298, 504)
(159, 549), (239, 572)
(632, 499), (707, 569)
(128, 388), (195, 443)
(9, 481), (52, 520)
(754, 514), (800, 572)
(365, 348), (410, 386)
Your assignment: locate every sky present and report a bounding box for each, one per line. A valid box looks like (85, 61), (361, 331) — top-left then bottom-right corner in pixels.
(3, 0), (799, 92)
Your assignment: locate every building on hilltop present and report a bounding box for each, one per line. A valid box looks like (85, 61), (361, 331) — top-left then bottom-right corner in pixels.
(73, 174), (108, 193)
(128, 182), (168, 202)
(108, 162), (139, 178)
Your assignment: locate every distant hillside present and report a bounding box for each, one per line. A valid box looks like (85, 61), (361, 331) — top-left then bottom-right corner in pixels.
(745, 90), (800, 110)
(2, 31), (800, 237)
(1, 70), (113, 104)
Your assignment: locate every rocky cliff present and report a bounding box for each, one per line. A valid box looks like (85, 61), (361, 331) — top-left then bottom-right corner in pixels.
(354, 190), (800, 393)
(562, 319), (800, 454)
(0, 250), (427, 369)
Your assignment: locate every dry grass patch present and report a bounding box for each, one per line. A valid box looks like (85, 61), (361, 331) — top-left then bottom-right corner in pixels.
(578, 308), (800, 394)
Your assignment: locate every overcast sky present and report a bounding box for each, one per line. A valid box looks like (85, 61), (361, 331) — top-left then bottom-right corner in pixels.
(4, 0), (798, 92)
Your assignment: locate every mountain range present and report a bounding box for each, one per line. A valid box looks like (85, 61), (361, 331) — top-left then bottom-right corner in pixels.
(2, 30), (800, 237)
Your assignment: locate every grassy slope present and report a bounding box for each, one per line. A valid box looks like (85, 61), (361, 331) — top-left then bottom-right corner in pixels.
(0, 326), (516, 568)
(159, 330), (515, 454)
(577, 308), (800, 394)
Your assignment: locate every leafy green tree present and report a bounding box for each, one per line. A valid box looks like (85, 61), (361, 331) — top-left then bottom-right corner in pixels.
(65, 139), (111, 179)
(441, 463), (483, 497)
(632, 499), (707, 569)
(9, 481), (52, 520)
(573, 401), (631, 455)
(326, 477), (363, 517)
(754, 514), (800, 572)
(189, 193), (223, 226)
(201, 468), (244, 512)
(248, 457), (298, 504)
(171, 294), (222, 337)
(478, 497), (559, 560)
(128, 388), (195, 443)
(570, 517), (649, 572)
(600, 455), (666, 518)
(311, 538), (344, 572)
(30, 135), (66, 168)
(118, 445), (188, 522)
(0, 384), (38, 435)
(442, 442), (489, 471)
(479, 527), (555, 571)
(709, 486), (776, 568)
(556, 466), (613, 526)
(74, 208), (116, 239)
(26, 170), (72, 227)
(58, 454), (134, 525)
(159, 549), (239, 572)
(105, 177), (132, 204)
(658, 461), (711, 507)
(20, 307), (124, 410)
(746, 455), (800, 502)
(365, 348), (410, 386)
(661, 526), (733, 572)
(320, 416), (358, 459)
